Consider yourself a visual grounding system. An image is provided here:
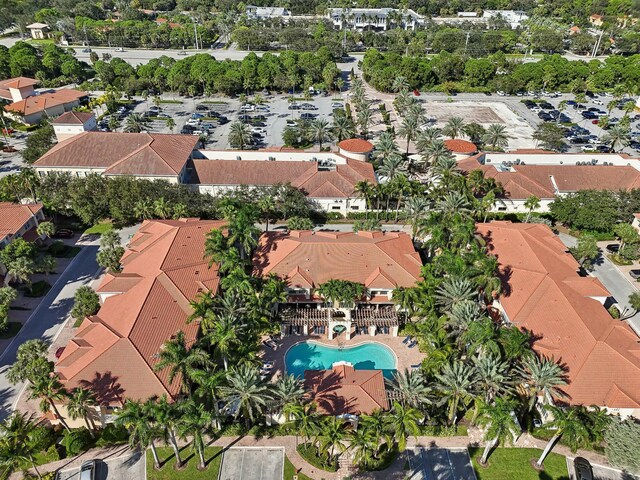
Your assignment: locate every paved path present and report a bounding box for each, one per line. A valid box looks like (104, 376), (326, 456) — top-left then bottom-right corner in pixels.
(558, 233), (640, 335)
(0, 244), (99, 420)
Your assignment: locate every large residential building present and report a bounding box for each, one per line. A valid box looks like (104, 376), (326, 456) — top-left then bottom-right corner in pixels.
(328, 8), (424, 31)
(51, 111), (97, 142)
(482, 10), (529, 27)
(0, 77), (88, 125)
(0, 202), (45, 249)
(191, 149), (377, 214)
(33, 132), (200, 183)
(246, 5), (291, 20)
(479, 221), (640, 419)
(253, 230), (423, 339)
(458, 151), (640, 213)
(55, 219), (224, 426)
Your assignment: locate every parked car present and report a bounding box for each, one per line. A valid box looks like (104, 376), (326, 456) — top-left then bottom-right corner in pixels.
(331, 102), (343, 109)
(300, 113), (316, 119)
(80, 460), (96, 480)
(606, 244), (620, 254)
(195, 104), (209, 111)
(81, 48), (91, 53)
(252, 127), (266, 134)
(53, 229), (74, 239)
(191, 113), (204, 119)
(574, 457), (593, 480)
(629, 269), (640, 279)
(115, 47), (124, 52)
(240, 104), (255, 112)
(593, 99), (603, 105)
(177, 50), (188, 56)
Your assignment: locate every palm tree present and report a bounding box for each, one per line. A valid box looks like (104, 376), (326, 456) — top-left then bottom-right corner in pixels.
(67, 388), (97, 435)
(228, 121), (252, 150)
(517, 355), (568, 410)
(349, 422), (379, 469)
(177, 400), (212, 470)
(172, 203), (188, 220)
(154, 330), (211, 395)
(373, 131), (400, 164)
(221, 364), (273, 428)
(317, 416), (347, 464)
(419, 140), (450, 172)
(149, 396), (183, 468)
(290, 402), (319, 446)
(391, 75), (409, 93)
(6, 257), (34, 288)
(227, 207), (261, 260)
(483, 124), (509, 150)
(398, 113), (420, 156)
(153, 197), (171, 219)
(476, 398), (520, 465)
(310, 118), (333, 150)
(0, 413), (48, 480)
(28, 375), (70, 431)
(166, 118), (176, 132)
(535, 405), (590, 468)
(354, 180), (375, 218)
(404, 196), (429, 241)
(357, 105), (373, 139)
(206, 313), (245, 371)
(435, 278), (476, 311)
(603, 125), (630, 152)
(258, 196), (276, 232)
(524, 195), (540, 222)
(442, 117), (465, 139)
(124, 113), (149, 133)
(272, 375), (304, 420)
(385, 401), (420, 451)
(116, 399), (162, 469)
(192, 366), (226, 428)
(134, 199), (153, 220)
(387, 369), (431, 409)
(435, 361), (475, 425)
(377, 155), (407, 180)
(332, 114), (355, 142)
(474, 354), (513, 406)
(108, 116), (120, 131)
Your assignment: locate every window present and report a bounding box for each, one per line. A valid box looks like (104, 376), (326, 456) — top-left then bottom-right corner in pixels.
(498, 206), (507, 211)
(331, 206), (341, 211)
(350, 206), (359, 210)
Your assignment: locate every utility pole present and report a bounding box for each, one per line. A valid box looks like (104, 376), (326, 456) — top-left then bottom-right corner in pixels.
(193, 20), (199, 50)
(592, 29), (604, 57)
(83, 25), (89, 47)
(464, 31), (471, 56)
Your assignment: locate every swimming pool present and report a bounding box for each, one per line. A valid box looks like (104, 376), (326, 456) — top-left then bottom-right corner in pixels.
(285, 341), (397, 379)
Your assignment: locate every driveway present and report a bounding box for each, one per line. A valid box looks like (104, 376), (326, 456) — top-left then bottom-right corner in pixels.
(56, 450), (144, 480)
(406, 447), (477, 480)
(0, 244), (99, 420)
(566, 457), (640, 480)
(558, 233), (640, 335)
(218, 447), (284, 480)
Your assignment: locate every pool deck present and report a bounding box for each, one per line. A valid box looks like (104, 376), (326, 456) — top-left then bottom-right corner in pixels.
(260, 333), (424, 380)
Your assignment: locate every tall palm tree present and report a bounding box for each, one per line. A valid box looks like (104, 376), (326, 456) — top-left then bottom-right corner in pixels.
(272, 375), (304, 420)
(153, 197), (171, 219)
(398, 113), (420, 156)
(517, 355), (568, 410)
(387, 369), (431, 409)
(6, 257), (34, 289)
(227, 207), (261, 260)
(177, 400), (213, 470)
(67, 388), (97, 435)
(524, 195), (540, 222)
(317, 416), (348, 464)
(476, 397), (520, 465)
(124, 113), (149, 133)
(349, 422), (379, 469)
(332, 114), (355, 142)
(134, 199), (154, 220)
(0, 413), (48, 480)
(373, 131), (400, 164)
(435, 278), (476, 311)
(442, 117), (465, 139)
(289, 402), (319, 446)
(377, 155), (407, 180)
(116, 399), (162, 469)
(310, 118), (333, 150)
(357, 105), (373, 139)
(228, 121), (252, 150)
(603, 125), (630, 152)
(483, 124), (509, 151)
(404, 196), (429, 241)
(419, 140), (450, 173)
(385, 401), (420, 451)
(192, 366), (226, 428)
(435, 361), (475, 425)
(206, 314), (245, 371)
(28, 375), (70, 431)
(474, 354), (513, 406)
(354, 180), (375, 218)
(154, 330), (211, 395)
(148, 396), (183, 468)
(391, 75), (409, 93)
(221, 364), (273, 428)
(535, 405), (590, 468)
(416, 127), (442, 152)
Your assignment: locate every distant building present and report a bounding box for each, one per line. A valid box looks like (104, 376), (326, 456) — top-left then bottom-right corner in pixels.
(337, 138), (374, 162)
(444, 139), (477, 160)
(569, 25), (582, 35)
(0, 202), (45, 280)
(0, 77), (38, 103)
(482, 10), (529, 28)
(457, 11), (479, 17)
(51, 112), (97, 142)
(246, 5), (291, 20)
(328, 8), (424, 31)
(590, 14), (604, 27)
(26, 23), (50, 40)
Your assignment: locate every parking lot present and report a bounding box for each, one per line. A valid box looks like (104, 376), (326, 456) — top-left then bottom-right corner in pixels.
(0, 131), (30, 178)
(55, 451), (144, 480)
(218, 447), (284, 480)
(566, 457), (640, 480)
(407, 447), (478, 480)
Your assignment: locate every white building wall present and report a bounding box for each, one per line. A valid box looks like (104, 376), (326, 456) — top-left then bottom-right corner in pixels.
(197, 150), (349, 164)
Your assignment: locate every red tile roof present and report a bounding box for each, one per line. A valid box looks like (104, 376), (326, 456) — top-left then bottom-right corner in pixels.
(444, 139), (477, 154)
(0, 77), (38, 90)
(478, 221), (640, 409)
(0, 202), (43, 242)
(52, 111), (94, 125)
(56, 219), (225, 404)
(459, 155), (640, 200)
(337, 138), (374, 153)
(304, 364), (389, 415)
(34, 132), (198, 176)
(191, 158), (377, 198)
(253, 230), (422, 288)
(4, 89), (87, 116)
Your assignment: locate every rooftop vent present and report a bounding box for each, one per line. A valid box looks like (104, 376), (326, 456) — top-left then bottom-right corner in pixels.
(236, 155), (241, 160)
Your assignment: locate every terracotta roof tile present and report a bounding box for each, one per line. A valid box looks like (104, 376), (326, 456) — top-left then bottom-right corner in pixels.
(4, 89), (87, 116)
(337, 138), (374, 153)
(444, 139), (477, 154)
(52, 111), (94, 125)
(304, 364), (389, 415)
(56, 219), (225, 403)
(253, 230), (422, 288)
(0, 202), (43, 242)
(478, 221), (640, 409)
(0, 77), (38, 89)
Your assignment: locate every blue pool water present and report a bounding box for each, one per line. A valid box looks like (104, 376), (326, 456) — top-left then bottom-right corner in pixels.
(285, 341), (397, 379)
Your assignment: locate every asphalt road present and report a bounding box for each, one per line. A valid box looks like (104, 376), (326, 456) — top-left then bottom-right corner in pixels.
(0, 245), (100, 420)
(558, 233), (640, 335)
(56, 451), (145, 480)
(566, 457), (640, 480)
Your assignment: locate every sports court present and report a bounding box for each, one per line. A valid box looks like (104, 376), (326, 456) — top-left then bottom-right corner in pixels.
(407, 447), (478, 480)
(218, 447), (284, 480)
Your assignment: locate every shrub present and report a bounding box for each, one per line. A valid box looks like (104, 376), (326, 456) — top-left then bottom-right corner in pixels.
(325, 212), (344, 220)
(71, 286), (100, 321)
(605, 419), (640, 474)
(95, 424), (129, 447)
(296, 443), (338, 472)
(47, 241), (66, 256)
(62, 428), (94, 457)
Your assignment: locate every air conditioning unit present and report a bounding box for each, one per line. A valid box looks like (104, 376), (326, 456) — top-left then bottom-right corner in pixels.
(515, 159), (521, 165)
(603, 162), (609, 166)
(236, 156), (242, 160)
(591, 159), (597, 165)
(269, 156), (275, 161)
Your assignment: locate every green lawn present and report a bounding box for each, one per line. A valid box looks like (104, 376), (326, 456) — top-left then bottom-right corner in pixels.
(147, 446), (223, 480)
(0, 322), (22, 339)
(469, 448), (569, 480)
(284, 456), (314, 480)
(83, 222), (113, 235)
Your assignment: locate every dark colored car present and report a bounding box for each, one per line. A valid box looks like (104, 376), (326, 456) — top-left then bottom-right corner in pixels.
(80, 460), (96, 480)
(53, 229), (74, 239)
(629, 269), (640, 280)
(574, 457), (593, 480)
(606, 244), (620, 254)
